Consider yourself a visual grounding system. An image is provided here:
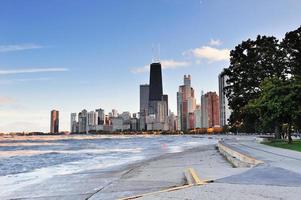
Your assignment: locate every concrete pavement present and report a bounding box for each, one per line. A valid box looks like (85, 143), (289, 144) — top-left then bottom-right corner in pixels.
(89, 144), (247, 200)
(137, 136), (301, 200)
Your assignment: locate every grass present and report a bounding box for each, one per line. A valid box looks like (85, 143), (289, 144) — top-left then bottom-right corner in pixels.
(263, 140), (301, 152)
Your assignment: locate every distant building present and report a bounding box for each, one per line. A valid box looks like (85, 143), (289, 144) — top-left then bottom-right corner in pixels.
(111, 117), (124, 131)
(104, 115), (111, 125)
(130, 117), (139, 131)
(140, 62), (169, 131)
(87, 111), (97, 131)
(70, 113), (77, 133)
(168, 112), (178, 131)
(78, 109), (88, 133)
(112, 109), (118, 117)
(50, 110), (59, 133)
(194, 105), (202, 128)
(201, 92), (220, 128)
(96, 108), (105, 125)
(219, 73), (231, 127)
(120, 111), (131, 121)
(177, 75), (196, 131)
(148, 63), (169, 130)
(139, 84), (149, 131)
(201, 91), (208, 128)
(88, 111), (97, 126)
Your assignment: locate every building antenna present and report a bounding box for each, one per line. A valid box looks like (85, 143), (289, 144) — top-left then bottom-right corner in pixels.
(151, 43), (154, 63)
(151, 43), (161, 63)
(158, 43), (160, 62)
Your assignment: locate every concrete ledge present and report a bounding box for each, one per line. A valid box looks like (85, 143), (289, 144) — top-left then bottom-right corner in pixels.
(217, 141), (264, 168)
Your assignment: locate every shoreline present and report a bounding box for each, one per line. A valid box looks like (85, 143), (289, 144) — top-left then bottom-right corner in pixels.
(1, 143), (222, 200)
(4, 136), (301, 199)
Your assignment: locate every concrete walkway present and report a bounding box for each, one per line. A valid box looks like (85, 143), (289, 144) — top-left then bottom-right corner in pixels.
(89, 144), (247, 200)
(137, 137), (301, 200)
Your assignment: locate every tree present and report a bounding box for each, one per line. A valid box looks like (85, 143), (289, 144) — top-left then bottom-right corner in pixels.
(281, 26), (301, 77)
(246, 77), (301, 143)
(223, 35), (286, 133)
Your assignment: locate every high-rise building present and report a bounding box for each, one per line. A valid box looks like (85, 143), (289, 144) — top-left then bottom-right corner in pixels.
(146, 62), (168, 130)
(168, 112), (178, 131)
(139, 84), (149, 131)
(50, 110), (59, 133)
(177, 75), (196, 130)
(112, 109), (118, 117)
(78, 109), (88, 133)
(194, 105), (202, 128)
(130, 116), (139, 131)
(219, 73), (231, 127)
(88, 111), (97, 131)
(149, 63), (163, 101)
(120, 111), (131, 121)
(201, 91), (208, 128)
(70, 113), (77, 133)
(96, 108), (105, 125)
(201, 92), (220, 128)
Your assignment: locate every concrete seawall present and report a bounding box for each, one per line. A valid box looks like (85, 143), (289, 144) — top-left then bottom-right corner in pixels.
(217, 140), (264, 167)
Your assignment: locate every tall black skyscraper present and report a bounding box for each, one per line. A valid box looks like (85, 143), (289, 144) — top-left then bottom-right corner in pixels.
(138, 62), (169, 130)
(148, 62), (168, 120)
(149, 63), (163, 101)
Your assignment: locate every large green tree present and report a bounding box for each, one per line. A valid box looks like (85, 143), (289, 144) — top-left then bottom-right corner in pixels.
(223, 35), (286, 132)
(281, 26), (301, 77)
(246, 77), (301, 143)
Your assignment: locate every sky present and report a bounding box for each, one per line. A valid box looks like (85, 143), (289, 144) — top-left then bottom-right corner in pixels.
(1, 0), (301, 133)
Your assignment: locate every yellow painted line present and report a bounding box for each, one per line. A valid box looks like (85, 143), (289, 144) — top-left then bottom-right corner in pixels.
(188, 168), (206, 185)
(118, 184), (194, 200)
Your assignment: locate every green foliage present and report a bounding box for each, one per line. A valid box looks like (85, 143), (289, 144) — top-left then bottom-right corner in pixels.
(246, 77), (301, 139)
(224, 26), (301, 134)
(282, 26), (301, 76)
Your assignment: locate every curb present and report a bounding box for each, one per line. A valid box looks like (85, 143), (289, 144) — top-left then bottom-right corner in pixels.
(217, 141), (264, 167)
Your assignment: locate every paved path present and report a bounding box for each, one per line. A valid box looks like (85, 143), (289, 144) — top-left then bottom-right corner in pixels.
(89, 144), (246, 200)
(138, 137), (301, 200)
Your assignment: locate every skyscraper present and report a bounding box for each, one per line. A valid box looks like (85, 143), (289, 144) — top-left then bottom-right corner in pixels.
(96, 108), (105, 125)
(201, 90), (208, 128)
(219, 73), (231, 127)
(146, 62), (168, 130)
(201, 92), (220, 128)
(177, 75), (196, 131)
(139, 84), (149, 130)
(149, 63), (163, 101)
(70, 113), (77, 133)
(78, 109), (88, 133)
(50, 110), (59, 133)
(88, 111), (97, 128)
(194, 105), (202, 128)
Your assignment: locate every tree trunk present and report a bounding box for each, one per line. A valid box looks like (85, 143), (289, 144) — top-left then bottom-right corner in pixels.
(275, 124), (281, 139)
(288, 123), (293, 144)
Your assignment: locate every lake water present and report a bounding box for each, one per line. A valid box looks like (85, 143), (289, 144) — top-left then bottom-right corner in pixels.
(0, 134), (217, 197)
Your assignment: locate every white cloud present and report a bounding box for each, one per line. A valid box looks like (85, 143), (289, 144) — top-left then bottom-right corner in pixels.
(131, 60), (190, 73)
(0, 68), (69, 75)
(209, 39), (222, 46)
(0, 44), (44, 53)
(184, 46), (230, 62)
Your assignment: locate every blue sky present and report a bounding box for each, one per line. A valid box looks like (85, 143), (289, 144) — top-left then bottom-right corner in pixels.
(1, 0), (301, 132)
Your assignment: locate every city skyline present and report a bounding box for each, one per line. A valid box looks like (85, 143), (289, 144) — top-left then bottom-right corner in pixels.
(1, 0), (301, 132)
